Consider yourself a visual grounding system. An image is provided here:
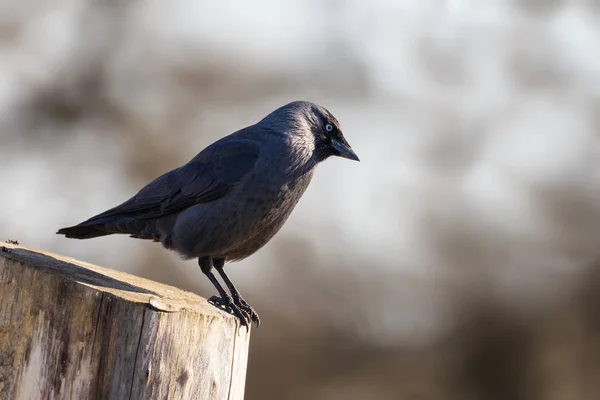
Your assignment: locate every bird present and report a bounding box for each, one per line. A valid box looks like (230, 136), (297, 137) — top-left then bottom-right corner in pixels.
(57, 101), (359, 327)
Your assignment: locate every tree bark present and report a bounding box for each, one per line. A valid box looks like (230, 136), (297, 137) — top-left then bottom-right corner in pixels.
(0, 241), (250, 400)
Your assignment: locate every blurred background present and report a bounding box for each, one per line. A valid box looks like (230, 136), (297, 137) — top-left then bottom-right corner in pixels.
(2, 0), (600, 399)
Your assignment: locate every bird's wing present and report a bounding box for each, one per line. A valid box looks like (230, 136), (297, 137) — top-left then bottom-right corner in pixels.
(85, 135), (261, 222)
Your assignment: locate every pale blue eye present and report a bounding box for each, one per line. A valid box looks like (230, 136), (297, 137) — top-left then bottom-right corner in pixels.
(325, 124), (333, 132)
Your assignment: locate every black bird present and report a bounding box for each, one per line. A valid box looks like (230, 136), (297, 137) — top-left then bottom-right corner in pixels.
(57, 101), (359, 327)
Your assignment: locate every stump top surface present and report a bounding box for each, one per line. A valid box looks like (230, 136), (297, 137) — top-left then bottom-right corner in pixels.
(0, 241), (224, 318)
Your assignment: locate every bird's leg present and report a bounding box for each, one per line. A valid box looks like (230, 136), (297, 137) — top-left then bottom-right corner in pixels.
(213, 258), (260, 326)
(198, 256), (249, 327)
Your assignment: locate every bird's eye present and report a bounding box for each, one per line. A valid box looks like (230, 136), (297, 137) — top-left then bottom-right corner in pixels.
(325, 124), (333, 132)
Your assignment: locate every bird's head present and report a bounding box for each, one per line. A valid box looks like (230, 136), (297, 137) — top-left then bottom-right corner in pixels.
(259, 101), (359, 163)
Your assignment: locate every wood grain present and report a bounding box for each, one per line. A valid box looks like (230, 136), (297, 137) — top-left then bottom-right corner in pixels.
(0, 242), (250, 399)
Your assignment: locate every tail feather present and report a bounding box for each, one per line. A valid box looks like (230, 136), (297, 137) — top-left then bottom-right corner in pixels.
(57, 210), (130, 239)
(56, 224), (112, 239)
(57, 214), (171, 241)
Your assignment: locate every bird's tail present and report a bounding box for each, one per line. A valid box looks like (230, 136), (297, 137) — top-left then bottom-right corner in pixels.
(56, 224), (112, 239)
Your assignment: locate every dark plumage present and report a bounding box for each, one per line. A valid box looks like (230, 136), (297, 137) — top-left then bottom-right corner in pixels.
(57, 101), (359, 327)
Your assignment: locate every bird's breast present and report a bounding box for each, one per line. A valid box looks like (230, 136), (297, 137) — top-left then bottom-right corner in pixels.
(242, 168), (314, 223)
(220, 169), (314, 260)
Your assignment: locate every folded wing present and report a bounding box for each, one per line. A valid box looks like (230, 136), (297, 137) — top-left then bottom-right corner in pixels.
(57, 135), (261, 239)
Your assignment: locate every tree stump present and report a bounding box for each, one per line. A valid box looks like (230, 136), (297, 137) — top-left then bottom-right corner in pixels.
(0, 241), (250, 399)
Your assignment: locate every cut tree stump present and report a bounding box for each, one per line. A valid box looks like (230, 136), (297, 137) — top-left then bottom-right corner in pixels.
(0, 241), (250, 400)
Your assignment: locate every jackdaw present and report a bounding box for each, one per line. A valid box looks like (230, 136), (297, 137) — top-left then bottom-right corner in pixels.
(57, 101), (359, 327)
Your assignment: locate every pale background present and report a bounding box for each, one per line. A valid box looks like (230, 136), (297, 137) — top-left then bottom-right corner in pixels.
(2, 1), (600, 399)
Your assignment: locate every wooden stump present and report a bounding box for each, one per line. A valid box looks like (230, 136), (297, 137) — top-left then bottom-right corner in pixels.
(0, 241), (250, 399)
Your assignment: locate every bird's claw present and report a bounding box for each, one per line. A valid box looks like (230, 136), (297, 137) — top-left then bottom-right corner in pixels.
(208, 295), (257, 328)
(233, 295), (260, 327)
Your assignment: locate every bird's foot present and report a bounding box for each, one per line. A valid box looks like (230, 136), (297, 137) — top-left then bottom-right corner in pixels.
(208, 295), (254, 328)
(232, 294), (260, 327)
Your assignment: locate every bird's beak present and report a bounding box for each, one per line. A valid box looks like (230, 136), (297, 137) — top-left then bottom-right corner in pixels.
(332, 138), (360, 162)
